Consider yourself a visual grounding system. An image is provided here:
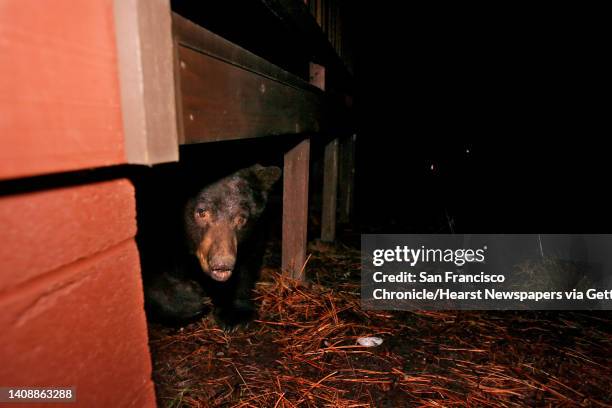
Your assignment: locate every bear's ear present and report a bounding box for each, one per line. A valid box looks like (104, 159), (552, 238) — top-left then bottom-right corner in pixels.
(252, 164), (282, 191)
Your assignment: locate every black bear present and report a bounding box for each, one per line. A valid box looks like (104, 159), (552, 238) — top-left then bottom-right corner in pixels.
(142, 164), (281, 330)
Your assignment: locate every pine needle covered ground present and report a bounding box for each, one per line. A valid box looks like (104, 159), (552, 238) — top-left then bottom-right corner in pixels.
(149, 242), (612, 407)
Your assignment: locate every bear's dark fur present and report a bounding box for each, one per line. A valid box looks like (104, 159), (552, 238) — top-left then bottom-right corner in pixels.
(142, 164), (281, 330)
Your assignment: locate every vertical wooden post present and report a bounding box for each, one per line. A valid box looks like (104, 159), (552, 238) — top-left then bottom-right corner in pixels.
(338, 133), (356, 224)
(310, 62), (339, 242)
(282, 139), (310, 280)
(321, 139), (339, 241)
(113, 0), (179, 164)
(280, 63), (324, 279)
(309, 62), (325, 90)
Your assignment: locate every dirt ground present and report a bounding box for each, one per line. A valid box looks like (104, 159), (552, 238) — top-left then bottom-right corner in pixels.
(148, 241), (612, 407)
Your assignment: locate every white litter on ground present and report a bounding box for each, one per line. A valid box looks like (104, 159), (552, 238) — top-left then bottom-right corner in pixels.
(357, 336), (383, 347)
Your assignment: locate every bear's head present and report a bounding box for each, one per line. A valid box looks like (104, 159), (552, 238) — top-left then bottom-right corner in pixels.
(184, 164), (282, 282)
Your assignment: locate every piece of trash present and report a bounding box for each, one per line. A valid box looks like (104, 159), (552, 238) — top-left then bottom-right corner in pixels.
(357, 337), (383, 347)
(216, 352), (224, 357)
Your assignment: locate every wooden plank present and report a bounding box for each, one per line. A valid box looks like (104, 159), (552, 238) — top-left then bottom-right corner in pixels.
(282, 139), (310, 280)
(338, 133), (356, 224)
(258, 0), (353, 79)
(310, 61), (338, 242)
(321, 138), (338, 241)
(172, 13), (325, 144)
(315, 0), (322, 26)
(0, 0), (125, 180)
(0, 240), (155, 408)
(177, 45), (322, 143)
(0, 179), (136, 292)
(113, 0), (179, 164)
(172, 35), (188, 147)
(309, 62), (325, 90)
(173, 13), (318, 92)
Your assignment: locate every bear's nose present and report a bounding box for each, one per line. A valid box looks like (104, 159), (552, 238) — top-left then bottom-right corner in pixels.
(209, 255), (235, 272)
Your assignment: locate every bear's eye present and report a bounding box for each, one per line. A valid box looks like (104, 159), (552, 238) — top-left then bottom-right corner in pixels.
(196, 208), (211, 220)
(234, 215), (247, 228)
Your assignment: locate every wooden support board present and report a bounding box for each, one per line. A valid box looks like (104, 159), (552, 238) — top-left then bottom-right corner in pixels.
(311, 61), (339, 243)
(338, 133), (356, 224)
(321, 138), (339, 241)
(259, 0), (353, 82)
(172, 13), (325, 144)
(282, 139), (310, 279)
(114, 0), (179, 164)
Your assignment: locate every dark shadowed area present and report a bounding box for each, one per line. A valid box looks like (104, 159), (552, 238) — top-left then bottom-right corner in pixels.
(353, 4), (607, 234)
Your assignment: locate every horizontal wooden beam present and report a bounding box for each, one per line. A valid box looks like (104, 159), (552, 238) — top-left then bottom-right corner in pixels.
(172, 13), (326, 144)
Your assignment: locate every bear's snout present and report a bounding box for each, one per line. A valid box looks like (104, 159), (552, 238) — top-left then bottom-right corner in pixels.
(196, 223), (238, 282)
(208, 254), (235, 281)
(209, 255), (235, 271)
